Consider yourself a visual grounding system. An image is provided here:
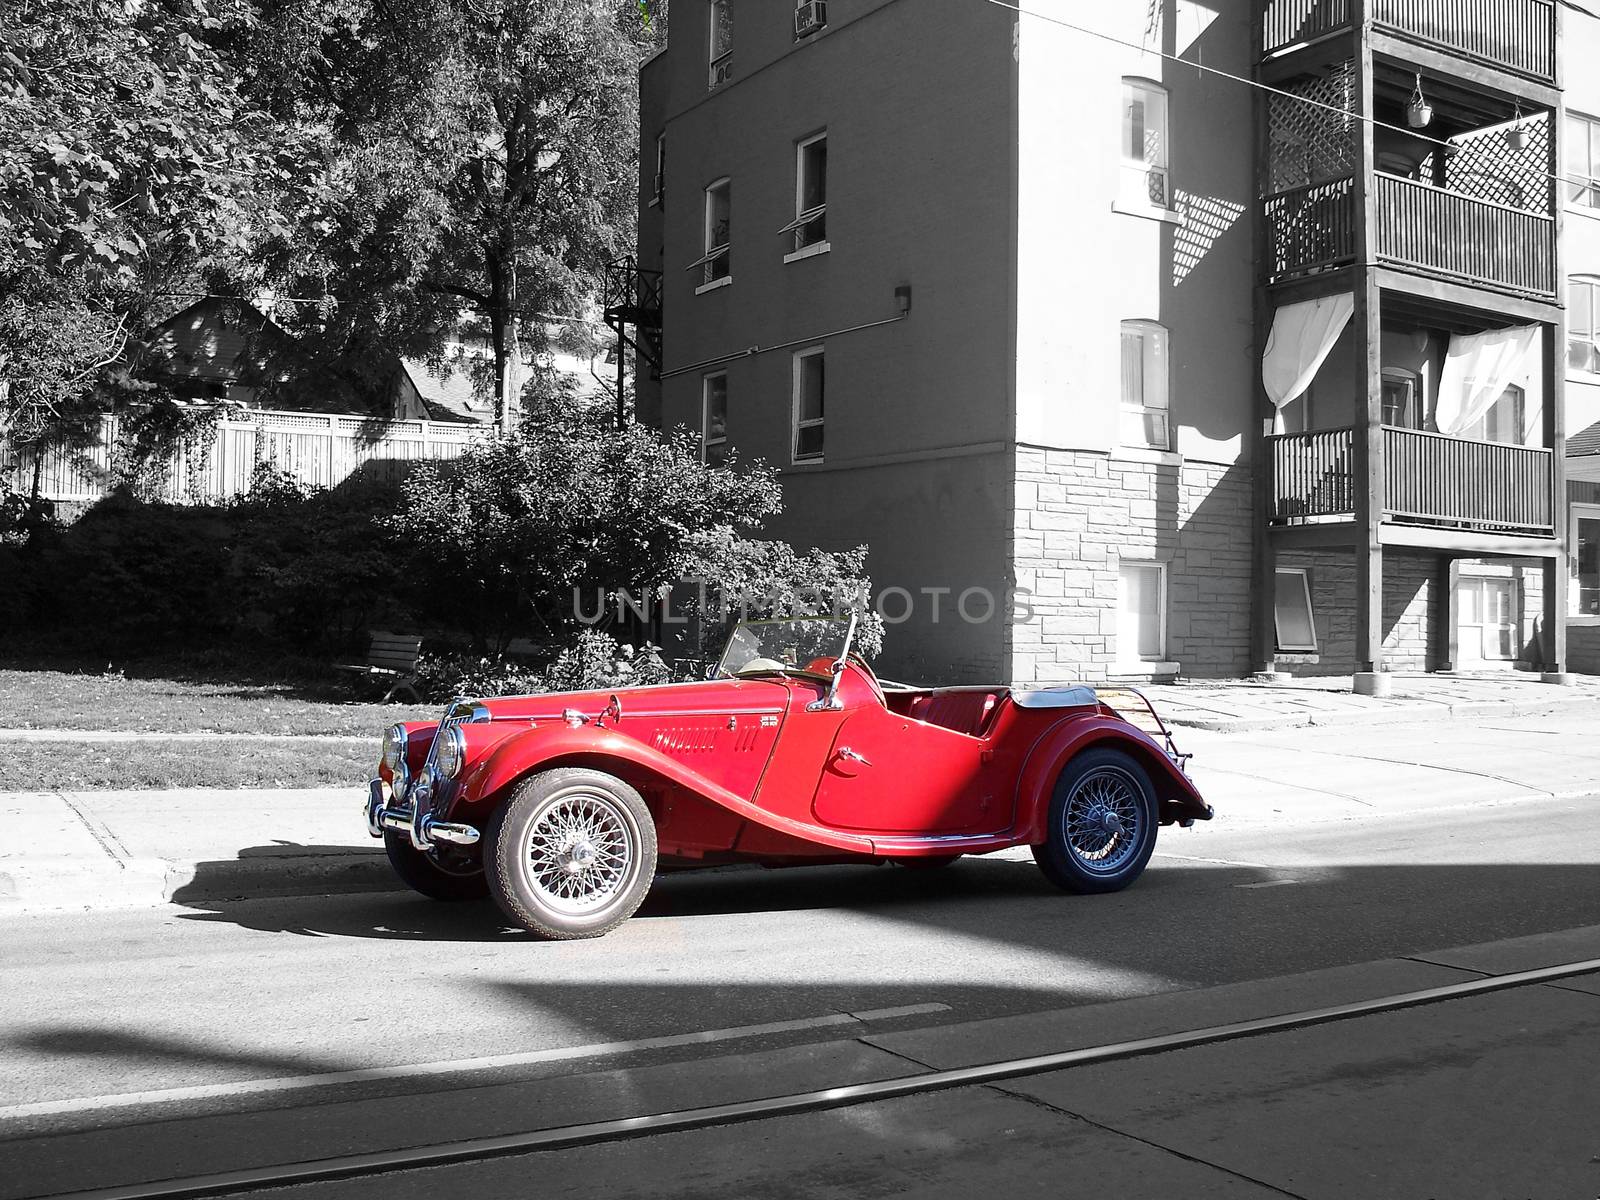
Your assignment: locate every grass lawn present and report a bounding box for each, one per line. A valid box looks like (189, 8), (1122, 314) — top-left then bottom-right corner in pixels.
(0, 738), (377, 791)
(0, 669), (434, 735)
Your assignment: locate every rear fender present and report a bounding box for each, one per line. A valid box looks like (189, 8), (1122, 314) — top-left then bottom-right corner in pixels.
(455, 724), (875, 856)
(1013, 715), (1211, 842)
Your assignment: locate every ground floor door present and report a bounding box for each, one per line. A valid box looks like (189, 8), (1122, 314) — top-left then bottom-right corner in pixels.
(1456, 576), (1517, 665)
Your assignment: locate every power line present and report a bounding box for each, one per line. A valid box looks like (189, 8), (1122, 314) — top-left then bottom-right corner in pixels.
(983, 0), (1589, 192)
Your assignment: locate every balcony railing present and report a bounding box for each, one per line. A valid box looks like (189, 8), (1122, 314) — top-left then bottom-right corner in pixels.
(1373, 173), (1554, 296)
(1371, 0), (1555, 83)
(1262, 0), (1556, 82)
(1264, 174), (1556, 295)
(1269, 427), (1356, 522)
(1266, 179), (1358, 278)
(1268, 425), (1554, 534)
(1384, 426), (1552, 531)
(1262, 0), (1351, 53)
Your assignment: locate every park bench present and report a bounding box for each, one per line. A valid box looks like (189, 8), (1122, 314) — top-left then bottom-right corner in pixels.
(334, 630), (424, 703)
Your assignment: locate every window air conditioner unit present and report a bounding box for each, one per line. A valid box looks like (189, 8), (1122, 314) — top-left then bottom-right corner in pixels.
(652, 173), (664, 202)
(795, 1), (826, 38)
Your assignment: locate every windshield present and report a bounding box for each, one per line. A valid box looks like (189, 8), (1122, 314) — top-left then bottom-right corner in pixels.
(715, 617), (855, 678)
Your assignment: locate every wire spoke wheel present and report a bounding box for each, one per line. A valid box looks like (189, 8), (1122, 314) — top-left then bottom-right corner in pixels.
(1033, 748), (1158, 895)
(1062, 767), (1144, 875)
(523, 789), (637, 916)
(487, 768), (658, 939)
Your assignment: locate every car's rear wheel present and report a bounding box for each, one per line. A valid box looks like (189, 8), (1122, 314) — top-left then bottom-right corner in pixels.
(1032, 747), (1158, 894)
(485, 767), (657, 940)
(382, 832), (488, 901)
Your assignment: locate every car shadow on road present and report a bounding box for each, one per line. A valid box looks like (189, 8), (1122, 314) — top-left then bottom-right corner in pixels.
(168, 851), (1600, 990)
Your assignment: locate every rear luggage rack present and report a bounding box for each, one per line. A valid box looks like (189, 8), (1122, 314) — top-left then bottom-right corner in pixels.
(1095, 686), (1192, 775)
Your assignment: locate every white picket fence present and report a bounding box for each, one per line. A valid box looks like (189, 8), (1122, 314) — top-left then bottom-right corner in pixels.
(5, 408), (486, 504)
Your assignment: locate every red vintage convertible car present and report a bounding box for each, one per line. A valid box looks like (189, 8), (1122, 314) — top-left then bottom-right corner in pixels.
(366, 616), (1212, 939)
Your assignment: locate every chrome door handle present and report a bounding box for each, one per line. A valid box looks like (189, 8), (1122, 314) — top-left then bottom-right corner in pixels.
(838, 746), (871, 766)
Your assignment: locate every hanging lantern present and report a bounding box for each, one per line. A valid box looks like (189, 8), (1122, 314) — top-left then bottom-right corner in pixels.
(1407, 74), (1433, 129)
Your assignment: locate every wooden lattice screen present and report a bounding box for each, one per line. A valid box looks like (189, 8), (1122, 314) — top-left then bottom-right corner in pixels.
(1267, 62), (1357, 195)
(1429, 112), (1553, 214)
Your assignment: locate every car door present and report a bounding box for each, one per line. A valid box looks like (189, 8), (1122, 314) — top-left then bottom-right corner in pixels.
(810, 704), (994, 834)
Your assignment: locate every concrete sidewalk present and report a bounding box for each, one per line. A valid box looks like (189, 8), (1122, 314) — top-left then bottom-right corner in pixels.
(5, 702), (1599, 915)
(1141, 669), (1600, 730)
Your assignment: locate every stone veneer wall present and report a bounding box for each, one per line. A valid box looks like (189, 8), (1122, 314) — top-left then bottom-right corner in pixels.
(1007, 448), (1254, 684)
(1275, 549), (1547, 675)
(1275, 549), (1436, 675)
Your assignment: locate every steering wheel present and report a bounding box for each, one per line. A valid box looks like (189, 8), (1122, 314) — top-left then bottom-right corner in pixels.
(733, 657), (787, 677)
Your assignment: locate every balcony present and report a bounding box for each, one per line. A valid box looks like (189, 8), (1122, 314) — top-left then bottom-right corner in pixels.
(1266, 172), (1555, 297)
(1262, 0), (1556, 83)
(1268, 425), (1554, 534)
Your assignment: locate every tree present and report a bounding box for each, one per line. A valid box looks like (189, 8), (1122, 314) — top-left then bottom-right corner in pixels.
(0, 0), (311, 483)
(251, 0), (649, 430)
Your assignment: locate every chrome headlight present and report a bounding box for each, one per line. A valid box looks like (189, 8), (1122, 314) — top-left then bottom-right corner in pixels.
(382, 724), (407, 773)
(435, 725), (467, 780)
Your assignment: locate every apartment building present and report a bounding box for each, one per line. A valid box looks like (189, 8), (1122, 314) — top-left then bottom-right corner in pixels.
(624, 0), (1592, 688)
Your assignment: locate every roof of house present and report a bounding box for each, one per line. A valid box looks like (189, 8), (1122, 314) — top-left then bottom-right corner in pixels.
(1569, 419), (1600, 458)
(399, 358), (494, 424)
(143, 297), (290, 383)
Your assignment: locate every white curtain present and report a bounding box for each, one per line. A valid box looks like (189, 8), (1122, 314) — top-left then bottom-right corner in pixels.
(1434, 325), (1540, 436)
(1261, 294), (1355, 410)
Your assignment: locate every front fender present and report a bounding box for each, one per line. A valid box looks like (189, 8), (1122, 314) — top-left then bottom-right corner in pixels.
(1013, 714), (1211, 842)
(456, 724), (877, 856)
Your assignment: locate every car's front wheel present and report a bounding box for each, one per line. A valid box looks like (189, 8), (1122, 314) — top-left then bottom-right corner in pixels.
(1032, 747), (1158, 894)
(485, 767), (657, 939)
(382, 832), (489, 901)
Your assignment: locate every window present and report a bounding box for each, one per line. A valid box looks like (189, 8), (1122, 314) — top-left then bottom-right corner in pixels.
(1574, 506), (1600, 616)
(702, 372), (728, 465)
(708, 0), (732, 88)
(1120, 320), (1170, 449)
(690, 178), (731, 289)
(651, 134), (665, 206)
(1117, 563), (1166, 663)
(1380, 368), (1422, 430)
(1279, 385), (1312, 434)
(1463, 384), (1525, 444)
(780, 132), (827, 256)
(792, 347), (824, 461)
(1274, 568), (1318, 652)
(1121, 78), (1170, 210)
(1570, 276), (1600, 373)
(1565, 113), (1600, 208)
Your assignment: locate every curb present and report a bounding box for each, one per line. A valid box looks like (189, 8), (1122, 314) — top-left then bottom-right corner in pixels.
(1162, 694), (1600, 733)
(0, 849), (396, 915)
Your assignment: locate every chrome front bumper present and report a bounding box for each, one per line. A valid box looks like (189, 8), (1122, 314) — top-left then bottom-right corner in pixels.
(366, 778), (481, 851)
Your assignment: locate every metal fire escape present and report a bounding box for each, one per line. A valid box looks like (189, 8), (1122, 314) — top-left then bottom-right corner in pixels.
(602, 256), (662, 427)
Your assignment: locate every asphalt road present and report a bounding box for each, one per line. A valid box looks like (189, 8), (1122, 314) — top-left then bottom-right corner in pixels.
(3, 713), (1599, 1197)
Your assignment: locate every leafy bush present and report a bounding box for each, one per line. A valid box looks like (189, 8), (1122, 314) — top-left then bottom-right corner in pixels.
(677, 530), (885, 662)
(414, 632), (672, 702)
(542, 630), (671, 693)
(230, 471), (405, 650)
(412, 652), (546, 702)
(23, 489), (239, 650)
(390, 409), (781, 653)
